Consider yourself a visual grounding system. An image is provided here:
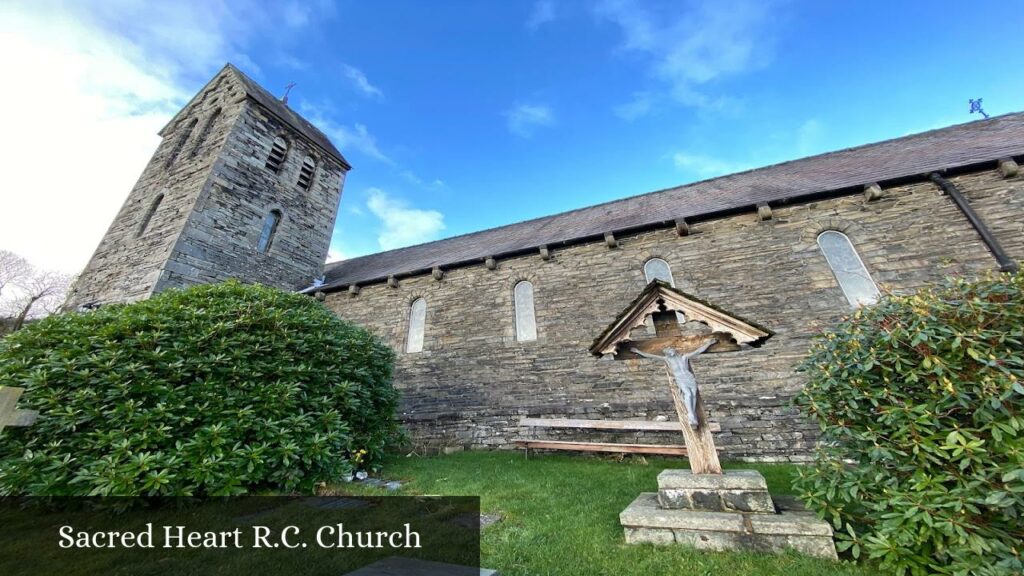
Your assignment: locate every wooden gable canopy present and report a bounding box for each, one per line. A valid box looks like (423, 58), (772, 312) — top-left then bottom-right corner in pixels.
(589, 280), (772, 357)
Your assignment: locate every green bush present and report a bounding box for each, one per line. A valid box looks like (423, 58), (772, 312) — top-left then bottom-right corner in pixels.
(794, 274), (1024, 575)
(0, 281), (399, 496)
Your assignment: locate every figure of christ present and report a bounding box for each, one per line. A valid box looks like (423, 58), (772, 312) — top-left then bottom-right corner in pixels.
(631, 338), (717, 427)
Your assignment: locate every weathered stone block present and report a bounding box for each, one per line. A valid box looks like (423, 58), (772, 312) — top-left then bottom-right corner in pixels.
(748, 511), (833, 536)
(624, 527), (675, 545)
(657, 469), (768, 491)
(721, 490), (776, 513)
(620, 494), (746, 532)
(620, 492), (838, 560)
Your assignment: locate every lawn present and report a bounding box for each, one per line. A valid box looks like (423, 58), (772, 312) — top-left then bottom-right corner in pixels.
(334, 451), (874, 576)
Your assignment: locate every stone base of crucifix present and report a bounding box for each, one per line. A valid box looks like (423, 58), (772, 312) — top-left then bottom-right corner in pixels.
(617, 359), (838, 559)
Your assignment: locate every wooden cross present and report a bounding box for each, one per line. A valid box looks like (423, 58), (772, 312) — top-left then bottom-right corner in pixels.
(625, 312), (724, 475)
(0, 386), (39, 433)
(664, 365), (722, 475)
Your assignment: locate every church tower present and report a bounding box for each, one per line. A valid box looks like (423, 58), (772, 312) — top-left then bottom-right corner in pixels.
(65, 64), (350, 309)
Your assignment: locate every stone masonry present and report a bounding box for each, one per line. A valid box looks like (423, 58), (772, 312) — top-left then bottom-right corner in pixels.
(65, 64), (1024, 462)
(325, 167), (1024, 460)
(66, 64), (348, 309)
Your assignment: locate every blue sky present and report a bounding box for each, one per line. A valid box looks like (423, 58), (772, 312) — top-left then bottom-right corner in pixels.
(1, 1), (1022, 271)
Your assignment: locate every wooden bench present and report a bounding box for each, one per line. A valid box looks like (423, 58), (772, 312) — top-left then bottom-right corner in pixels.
(514, 417), (721, 457)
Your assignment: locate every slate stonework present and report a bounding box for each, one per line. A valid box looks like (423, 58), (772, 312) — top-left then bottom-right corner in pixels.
(66, 66), (347, 309)
(325, 168), (1024, 460)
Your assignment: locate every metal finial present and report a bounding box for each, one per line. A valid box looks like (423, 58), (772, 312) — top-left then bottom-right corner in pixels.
(969, 98), (989, 119)
(282, 82), (297, 105)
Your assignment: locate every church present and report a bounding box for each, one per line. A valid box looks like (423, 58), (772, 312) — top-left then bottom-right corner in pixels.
(67, 64), (1024, 461)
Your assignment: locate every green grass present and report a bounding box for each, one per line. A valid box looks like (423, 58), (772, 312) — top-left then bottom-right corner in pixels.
(335, 451), (874, 576)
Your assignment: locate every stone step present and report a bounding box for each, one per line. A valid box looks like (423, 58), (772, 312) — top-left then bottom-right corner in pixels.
(657, 469), (775, 513)
(657, 469), (768, 490)
(620, 493), (837, 560)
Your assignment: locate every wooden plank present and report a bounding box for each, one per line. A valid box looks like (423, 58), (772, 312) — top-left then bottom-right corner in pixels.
(513, 439), (691, 456)
(519, 417), (720, 433)
(666, 367), (723, 474)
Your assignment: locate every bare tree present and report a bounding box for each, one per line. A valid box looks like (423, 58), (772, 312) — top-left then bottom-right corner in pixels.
(0, 250), (75, 332)
(0, 250), (32, 298)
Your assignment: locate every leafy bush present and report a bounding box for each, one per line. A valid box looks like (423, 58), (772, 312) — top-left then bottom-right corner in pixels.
(794, 273), (1024, 576)
(0, 281), (398, 496)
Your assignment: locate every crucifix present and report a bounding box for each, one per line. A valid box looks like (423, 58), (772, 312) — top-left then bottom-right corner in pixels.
(628, 313), (725, 474)
(0, 386), (39, 434)
(589, 280), (772, 475)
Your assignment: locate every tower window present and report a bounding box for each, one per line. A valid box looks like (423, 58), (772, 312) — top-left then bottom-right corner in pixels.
(137, 194), (164, 237)
(817, 230), (880, 307)
(265, 136), (289, 173)
(406, 298), (427, 353)
(297, 157), (317, 190)
(165, 118), (198, 168)
(514, 280), (537, 342)
(188, 108), (221, 158)
(256, 210), (282, 253)
(643, 258), (675, 286)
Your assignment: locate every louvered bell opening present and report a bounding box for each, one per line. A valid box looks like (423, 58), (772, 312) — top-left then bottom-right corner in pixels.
(298, 159), (316, 190)
(265, 139), (288, 173)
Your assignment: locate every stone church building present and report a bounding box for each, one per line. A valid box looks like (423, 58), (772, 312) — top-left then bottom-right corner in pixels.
(68, 65), (1024, 461)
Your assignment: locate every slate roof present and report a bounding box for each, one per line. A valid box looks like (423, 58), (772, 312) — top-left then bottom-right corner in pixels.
(321, 112), (1024, 291)
(162, 64), (350, 169)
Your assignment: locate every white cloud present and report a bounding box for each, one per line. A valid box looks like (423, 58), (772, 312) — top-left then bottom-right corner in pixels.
(400, 170), (447, 191)
(672, 152), (749, 179)
(282, 1), (311, 28)
(0, 1), (329, 274)
(614, 91), (655, 120)
(597, 0), (775, 112)
(342, 64), (383, 98)
(796, 119), (824, 156)
(299, 103), (393, 164)
(527, 0), (557, 30)
(366, 189), (446, 251)
(331, 123), (391, 163)
(326, 247), (347, 263)
(504, 103), (555, 137)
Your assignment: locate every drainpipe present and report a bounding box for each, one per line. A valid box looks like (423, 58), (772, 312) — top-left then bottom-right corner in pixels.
(929, 172), (1018, 273)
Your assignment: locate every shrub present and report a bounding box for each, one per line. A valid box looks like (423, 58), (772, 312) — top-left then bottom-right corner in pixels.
(794, 273), (1024, 575)
(0, 281), (399, 496)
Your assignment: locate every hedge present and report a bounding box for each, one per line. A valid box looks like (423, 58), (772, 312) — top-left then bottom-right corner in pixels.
(794, 273), (1024, 575)
(0, 281), (399, 496)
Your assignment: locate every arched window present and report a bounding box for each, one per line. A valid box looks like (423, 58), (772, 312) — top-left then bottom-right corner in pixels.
(514, 280), (537, 342)
(817, 230), (880, 307)
(643, 258), (683, 327)
(256, 210), (282, 253)
(406, 298), (427, 353)
(643, 258), (675, 286)
(265, 136), (289, 173)
(297, 156), (317, 190)
(137, 194), (164, 237)
(188, 108), (221, 158)
(165, 118), (198, 168)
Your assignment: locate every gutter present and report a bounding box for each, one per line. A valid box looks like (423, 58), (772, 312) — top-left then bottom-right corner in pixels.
(929, 172), (1018, 273)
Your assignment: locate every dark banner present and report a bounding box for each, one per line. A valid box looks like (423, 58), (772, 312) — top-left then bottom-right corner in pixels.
(0, 496), (481, 575)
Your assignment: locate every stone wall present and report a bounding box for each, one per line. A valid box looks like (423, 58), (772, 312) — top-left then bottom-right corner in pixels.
(325, 167), (1024, 460)
(156, 93), (347, 293)
(67, 67), (346, 309)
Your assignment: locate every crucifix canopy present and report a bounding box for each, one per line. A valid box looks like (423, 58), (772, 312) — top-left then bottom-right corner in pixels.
(589, 280), (773, 358)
